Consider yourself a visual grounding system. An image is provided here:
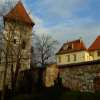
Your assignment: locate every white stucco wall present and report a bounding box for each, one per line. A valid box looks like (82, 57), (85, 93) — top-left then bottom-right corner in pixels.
(90, 50), (100, 60)
(56, 51), (91, 65)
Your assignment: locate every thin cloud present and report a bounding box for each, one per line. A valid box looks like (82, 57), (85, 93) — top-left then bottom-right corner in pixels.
(1, 0), (100, 48)
(36, 0), (87, 18)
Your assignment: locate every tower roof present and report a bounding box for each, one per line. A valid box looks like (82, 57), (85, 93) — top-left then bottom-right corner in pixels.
(4, 1), (35, 26)
(88, 35), (100, 51)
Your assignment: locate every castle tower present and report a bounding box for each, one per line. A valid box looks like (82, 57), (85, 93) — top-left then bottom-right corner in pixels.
(0, 1), (35, 90)
(3, 1), (35, 70)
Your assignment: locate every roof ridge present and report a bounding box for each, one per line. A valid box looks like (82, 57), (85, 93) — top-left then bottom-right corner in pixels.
(64, 39), (83, 44)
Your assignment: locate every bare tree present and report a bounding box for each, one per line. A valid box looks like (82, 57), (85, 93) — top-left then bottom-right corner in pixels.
(32, 34), (58, 87)
(33, 34), (58, 67)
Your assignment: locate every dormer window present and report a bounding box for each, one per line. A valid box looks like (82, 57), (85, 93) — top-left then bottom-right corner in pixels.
(67, 44), (73, 50)
(63, 44), (73, 50)
(63, 45), (68, 50)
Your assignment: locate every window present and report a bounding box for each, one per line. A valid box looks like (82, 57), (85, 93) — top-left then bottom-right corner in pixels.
(66, 55), (70, 62)
(63, 45), (68, 50)
(89, 52), (94, 60)
(21, 40), (26, 49)
(14, 39), (16, 44)
(97, 51), (100, 56)
(58, 56), (61, 63)
(73, 54), (76, 61)
(89, 52), (93, 57)
(67, 44), (73, 50)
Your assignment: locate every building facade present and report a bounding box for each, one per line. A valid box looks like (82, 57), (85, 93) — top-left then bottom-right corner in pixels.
(56, 39), (91, 65)
(56, 37), (100, 92)
(56, 37), (100, 66)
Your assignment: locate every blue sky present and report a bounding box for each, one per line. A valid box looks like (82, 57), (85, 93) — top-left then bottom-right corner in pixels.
(1, 0), (100, 47)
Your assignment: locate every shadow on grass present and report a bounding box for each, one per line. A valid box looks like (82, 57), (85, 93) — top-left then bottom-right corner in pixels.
(4, 87), (100, 100)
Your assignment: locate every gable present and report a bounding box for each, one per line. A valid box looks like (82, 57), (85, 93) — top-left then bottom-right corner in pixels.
(88, 36), (100, 51)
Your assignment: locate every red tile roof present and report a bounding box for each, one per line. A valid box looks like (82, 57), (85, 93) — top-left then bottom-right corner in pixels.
(88, 35), (100, 51)
(4, 1), (35, 26)
(56, 39), (87, 54)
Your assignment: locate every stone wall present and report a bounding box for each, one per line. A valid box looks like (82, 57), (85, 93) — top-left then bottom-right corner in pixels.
(59, 60), (100, 92)
(44, 64), (58, 87)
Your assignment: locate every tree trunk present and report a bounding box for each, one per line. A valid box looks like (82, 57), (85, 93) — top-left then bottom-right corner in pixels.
(11, 64), (14, 95)
(12, 59), (20, 94)
(1, 53), (8, 100)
